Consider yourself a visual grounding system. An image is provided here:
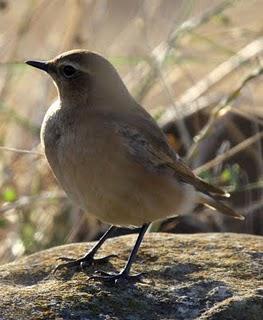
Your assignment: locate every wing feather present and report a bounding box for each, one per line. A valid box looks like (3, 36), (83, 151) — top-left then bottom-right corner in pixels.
(116, 123), (228, 198)
(112, 107), (242, 219)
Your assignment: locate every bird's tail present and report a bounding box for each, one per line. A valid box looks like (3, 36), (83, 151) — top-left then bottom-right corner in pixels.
(194, 177), (230, 200)
(198, 194), (244, 220)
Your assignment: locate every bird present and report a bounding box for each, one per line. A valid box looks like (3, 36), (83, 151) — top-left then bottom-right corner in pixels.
(26, 50), (244, 283)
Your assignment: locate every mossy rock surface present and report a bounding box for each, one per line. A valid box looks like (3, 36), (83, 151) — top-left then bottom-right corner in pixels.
(0, 233), (262, 320)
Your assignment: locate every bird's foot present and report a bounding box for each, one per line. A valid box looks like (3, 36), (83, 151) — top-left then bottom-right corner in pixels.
(89, 269), (145, 284)
(53, 253), (117, 274)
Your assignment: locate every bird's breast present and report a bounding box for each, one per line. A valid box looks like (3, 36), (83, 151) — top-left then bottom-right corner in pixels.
(41, 106), (129, 214)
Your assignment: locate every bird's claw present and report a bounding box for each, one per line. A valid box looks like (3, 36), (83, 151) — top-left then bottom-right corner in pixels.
(89, 269), (145, 284)
(53, 254), (117, 274)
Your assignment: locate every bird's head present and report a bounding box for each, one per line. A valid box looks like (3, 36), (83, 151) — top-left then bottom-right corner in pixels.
(26, 49), (130, 106)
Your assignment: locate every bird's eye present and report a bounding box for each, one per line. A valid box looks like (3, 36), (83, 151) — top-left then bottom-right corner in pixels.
(61, 65), (77, 78)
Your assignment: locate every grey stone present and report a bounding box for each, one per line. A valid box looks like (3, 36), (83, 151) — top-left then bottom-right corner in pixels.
(0, 233), (262, 320)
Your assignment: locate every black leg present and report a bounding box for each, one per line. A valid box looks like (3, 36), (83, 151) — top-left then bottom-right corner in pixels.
(53, 225), (116, 273)
(90, 223), (149, 284)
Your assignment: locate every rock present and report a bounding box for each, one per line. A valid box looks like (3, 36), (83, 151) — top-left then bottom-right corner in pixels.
(0, 233), (262, 320)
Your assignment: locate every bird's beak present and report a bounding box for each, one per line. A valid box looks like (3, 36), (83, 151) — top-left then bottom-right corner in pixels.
(25, 60), (49, 72)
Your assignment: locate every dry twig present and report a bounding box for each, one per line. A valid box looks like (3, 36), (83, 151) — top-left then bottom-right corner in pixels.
(0, 146), (43, 156)
(158, 37), (263, 126)
(187, 65), (263, 161)
(194, 131), (263, 175)
(0, 191), (66, 214)
(133, 0), (236, 102)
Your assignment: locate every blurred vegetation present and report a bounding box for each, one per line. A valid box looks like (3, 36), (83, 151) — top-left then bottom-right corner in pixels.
(0, 0), (262, 264)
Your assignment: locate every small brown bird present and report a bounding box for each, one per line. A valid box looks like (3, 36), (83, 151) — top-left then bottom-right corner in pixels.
(26, 50), (243, 283)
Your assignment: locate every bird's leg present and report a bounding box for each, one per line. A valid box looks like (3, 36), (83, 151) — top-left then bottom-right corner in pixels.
(53, 225), (117, 273)
(90, 223), (149, 283)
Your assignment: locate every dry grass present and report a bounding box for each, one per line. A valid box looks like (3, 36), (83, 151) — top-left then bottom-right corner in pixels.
(0, 0), (262, 264)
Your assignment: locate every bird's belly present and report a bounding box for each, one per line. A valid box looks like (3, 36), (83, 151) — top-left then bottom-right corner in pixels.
(91, 179), (196, 227)
(49, 145), (196, 226)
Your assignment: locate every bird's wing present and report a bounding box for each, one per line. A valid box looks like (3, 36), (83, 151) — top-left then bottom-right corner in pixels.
(116, 122), (227, 197)
(116, 122), (244, 220)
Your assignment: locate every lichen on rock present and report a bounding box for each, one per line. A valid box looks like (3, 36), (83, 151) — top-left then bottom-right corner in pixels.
(0, 233), (262, 320)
